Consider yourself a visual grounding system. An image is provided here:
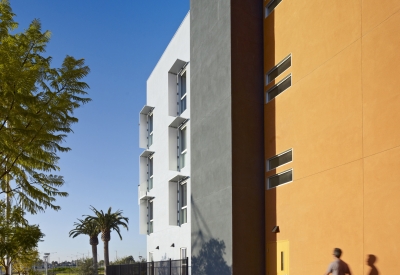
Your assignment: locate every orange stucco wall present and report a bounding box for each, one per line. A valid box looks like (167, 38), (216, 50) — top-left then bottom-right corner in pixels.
(264, 1), (400, 274)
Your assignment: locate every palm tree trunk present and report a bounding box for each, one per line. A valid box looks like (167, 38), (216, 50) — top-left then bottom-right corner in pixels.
(92, 244), (98, 275)
(103, 241), (109, 275)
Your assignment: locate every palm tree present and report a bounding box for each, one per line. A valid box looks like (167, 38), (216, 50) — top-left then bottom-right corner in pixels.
(86, 206), (129, 275)
(69, 218), (100, 275)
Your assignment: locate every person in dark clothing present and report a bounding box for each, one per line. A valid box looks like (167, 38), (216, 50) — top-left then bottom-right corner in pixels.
(324, 248), (352, 275)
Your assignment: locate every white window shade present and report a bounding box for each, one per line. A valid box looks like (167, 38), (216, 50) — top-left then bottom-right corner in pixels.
(139, 201), (148, 234)
(139, 105), (154, 149)
(168, 181), (178, 226)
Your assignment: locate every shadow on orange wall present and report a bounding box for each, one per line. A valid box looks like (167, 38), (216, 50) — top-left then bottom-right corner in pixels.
(366, 254), (379, 275)
(264, 8), (278, 275)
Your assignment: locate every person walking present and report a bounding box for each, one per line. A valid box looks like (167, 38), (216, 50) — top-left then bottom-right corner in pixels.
(324, 248), (352, 275)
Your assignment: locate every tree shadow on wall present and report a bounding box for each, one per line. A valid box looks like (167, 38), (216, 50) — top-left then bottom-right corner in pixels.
(191, 239), (231, 275)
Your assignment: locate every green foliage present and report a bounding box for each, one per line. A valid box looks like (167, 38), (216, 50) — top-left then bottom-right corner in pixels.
(69, 218), (100, 275)
(111, 256), (135, 265)
(0, 201), (44, 271)
(51, 267), (74, 272)
(85, 207), (128, 270)
(28, 269), (42, 275)
(69, 218), (100, 240)
(76, 258), (96, 275)
(0, 0), (91, 214)
(12, 248), (40, 275)
(86, 206), (129, 241)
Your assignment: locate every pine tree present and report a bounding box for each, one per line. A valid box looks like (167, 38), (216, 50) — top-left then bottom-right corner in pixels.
(0, 0), (91, 213)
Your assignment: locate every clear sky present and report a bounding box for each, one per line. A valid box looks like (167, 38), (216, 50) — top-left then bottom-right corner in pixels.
(10, 0), (190, 263)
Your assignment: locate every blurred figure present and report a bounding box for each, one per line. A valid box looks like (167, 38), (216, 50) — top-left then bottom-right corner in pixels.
(324, 248), (351, 275)
(367, 254), (379, 275)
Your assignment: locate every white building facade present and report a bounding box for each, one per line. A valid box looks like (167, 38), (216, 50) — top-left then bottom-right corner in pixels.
(138, 13), (191, 264)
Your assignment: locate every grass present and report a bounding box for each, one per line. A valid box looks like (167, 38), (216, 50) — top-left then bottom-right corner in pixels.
(34, 267), (104, 275)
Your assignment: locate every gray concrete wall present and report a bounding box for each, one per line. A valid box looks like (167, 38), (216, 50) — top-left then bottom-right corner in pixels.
(190, 0), (264, 274)
(190, 0), (233, 272)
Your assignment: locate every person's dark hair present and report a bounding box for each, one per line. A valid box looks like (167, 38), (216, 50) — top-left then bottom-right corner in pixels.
(333, 248), (342, 258)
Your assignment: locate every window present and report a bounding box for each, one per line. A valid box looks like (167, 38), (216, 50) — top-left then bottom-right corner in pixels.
(266, 55), (291, 84)
(180, 182), (187, 225)
(148, 200), (154, 234)
(148, 156), (154, 190)
(149, 252), (153, 262)
(168, 61), (188, 117)
(181, 248), (187, 274)
(265, 0), (283, 17)
(180, 248), (187, 259)
(148, 112), (153, 147)
(179, 126), (187, 169)
(267, 169), (293, 189)
(267, 149), (292, 171)
(266, 75), (291, 102)
(179, 71), (187, 114)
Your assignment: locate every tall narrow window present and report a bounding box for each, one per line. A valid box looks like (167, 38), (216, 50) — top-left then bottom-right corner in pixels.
(180, 248), (187, 259)
(148, 156), (154, 190)
(267, 149), (292, 171)
(179, 126), (187, 169)
(268, 169), (293, 189)
(265, 0), (283, 17)
(180, 182), (187, 225)
(179, 71), (187, 114)
(148, 112), (153, 147)
(266, 55), (291, 84)
(181, 248), (187, 274)
(266, 75), (291, 102)
(149, 252), (154, 262)
(148, 200), (154, 234)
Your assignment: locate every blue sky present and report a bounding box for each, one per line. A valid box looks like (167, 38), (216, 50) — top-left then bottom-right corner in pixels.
(11, 0), (189, 263)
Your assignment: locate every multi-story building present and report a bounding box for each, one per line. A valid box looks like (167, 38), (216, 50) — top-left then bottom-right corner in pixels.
(263, 1), (400, 275)
(139, 2), (265, 273)
(138, 13), (191, 264)
(139, 0), (400, 274)
(189, 1), (265, 275)
(139, 1), (265, 274)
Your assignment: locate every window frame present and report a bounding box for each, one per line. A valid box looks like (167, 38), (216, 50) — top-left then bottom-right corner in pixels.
(147, 112), (154, 148)
(266, 74), (292, 103)
(267, 169), (293, 190)
(180, 247), (188, 274)
(148, 155), (154, 190)
(149, 252), (154, 262)
(265, 0), (283, 18)
(179, 181), (188, 225)
(180, 248), (187, 259)
(179, 125), (187, 169)
(178, 69), (187, 115)
(148, 200), (154, 234)
(265, 54), (292, 85)
(267, 149), (293, 171)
